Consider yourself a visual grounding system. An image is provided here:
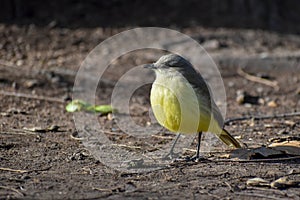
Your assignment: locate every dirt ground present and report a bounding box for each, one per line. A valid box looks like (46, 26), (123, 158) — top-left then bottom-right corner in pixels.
(1, 24), (300, 200)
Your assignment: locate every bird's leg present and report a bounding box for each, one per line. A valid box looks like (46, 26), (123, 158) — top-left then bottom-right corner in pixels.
(196, 131), (202, 159)
(162, 133), (181, 160)
(186, 131), (205, 161)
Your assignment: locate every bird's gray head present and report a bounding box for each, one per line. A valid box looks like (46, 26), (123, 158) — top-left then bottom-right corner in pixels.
(145, 54), (195, 73)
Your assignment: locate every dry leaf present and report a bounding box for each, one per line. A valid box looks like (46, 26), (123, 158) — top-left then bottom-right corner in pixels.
(270, 177), (300, 189)
(252, 147), (284, 158)
(247, 177), (270, 187)
(269, 140), (300, 148)
(268, 137), (300, 156)
(268, 141), (300, 156)
(230, 146), (292, 160)
(268, 136), (300, 143)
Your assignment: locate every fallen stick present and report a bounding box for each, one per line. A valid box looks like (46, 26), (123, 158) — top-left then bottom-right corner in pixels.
(0, 167), (28, 173)
(237, 68), (279, 90)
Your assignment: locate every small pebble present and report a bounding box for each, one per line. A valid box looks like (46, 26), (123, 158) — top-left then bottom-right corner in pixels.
(267, 100), (277, 107)
(16, 59), (24, 66)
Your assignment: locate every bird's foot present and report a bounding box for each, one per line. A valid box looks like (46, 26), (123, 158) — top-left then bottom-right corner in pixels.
(183, 154), (207, 162)
(169, 154), (207, 163)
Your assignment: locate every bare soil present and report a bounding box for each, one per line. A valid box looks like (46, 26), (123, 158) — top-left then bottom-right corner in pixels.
(0, 24), (300, 199)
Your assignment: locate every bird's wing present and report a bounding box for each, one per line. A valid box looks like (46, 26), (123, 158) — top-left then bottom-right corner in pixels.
(181, 68), (225, 128)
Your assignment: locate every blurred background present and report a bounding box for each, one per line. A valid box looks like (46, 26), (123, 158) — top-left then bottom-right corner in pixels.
(1, 0), (300, 33)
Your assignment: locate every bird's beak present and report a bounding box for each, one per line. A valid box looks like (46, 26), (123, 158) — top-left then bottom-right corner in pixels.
(143, 63), (157, 69)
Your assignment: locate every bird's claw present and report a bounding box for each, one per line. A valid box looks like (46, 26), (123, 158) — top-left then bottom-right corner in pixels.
(184, 155), (206, 162)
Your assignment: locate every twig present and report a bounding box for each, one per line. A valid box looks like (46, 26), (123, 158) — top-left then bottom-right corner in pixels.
(0, 166), (51, 173)
(0, 186), (24, 197)
(5, 129), (38, 135)
(0, 91), (65, 103)
(237, 68), (279, 90)
(111, 144), (142, 150)
(0, 167), (28, 173)
(225, 112), (300, 125)
(183, 148), (197, 153)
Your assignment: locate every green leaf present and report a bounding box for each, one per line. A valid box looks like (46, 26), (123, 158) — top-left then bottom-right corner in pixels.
(94, 105), (115, 114)
(66, 99), (115, 115)
(66, 100), (87, 112)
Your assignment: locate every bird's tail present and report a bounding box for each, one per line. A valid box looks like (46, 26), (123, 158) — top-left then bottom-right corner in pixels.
(218, 129), (242, 148)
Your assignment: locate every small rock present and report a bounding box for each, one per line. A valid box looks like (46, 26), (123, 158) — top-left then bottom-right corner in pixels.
(267, 100), (277, 108)
(256, 87), (264, 93)
(236, 93), (245, 104)
(258, 98), (265, 105)
(236, 90), (245, 104)
(107, 113), (113, 121)
(24, 79), (38, 88)
(284, 120), (296, 127)
(227, 81), (234, 88)
(16, 59), (24, 66)
(244, 103), (253, 108)
(259, 52), (269, 59)
(202, 39), (219, 50)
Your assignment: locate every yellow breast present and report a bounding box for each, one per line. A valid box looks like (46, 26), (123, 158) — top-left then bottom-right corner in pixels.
(150, 73), (213, 134)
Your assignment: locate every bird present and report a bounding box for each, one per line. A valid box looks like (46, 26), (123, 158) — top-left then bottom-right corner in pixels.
(145, 54), (241, 160)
